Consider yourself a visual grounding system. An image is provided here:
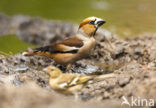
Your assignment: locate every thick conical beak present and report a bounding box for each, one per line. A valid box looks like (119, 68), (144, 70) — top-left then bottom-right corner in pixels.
(97, 20), (106, 27)
(95, 18), (106, 27)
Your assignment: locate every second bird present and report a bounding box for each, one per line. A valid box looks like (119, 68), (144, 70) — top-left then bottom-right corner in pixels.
(23, 17), (106, 73)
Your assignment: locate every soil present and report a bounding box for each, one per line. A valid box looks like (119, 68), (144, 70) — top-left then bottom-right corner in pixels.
(0, 14), (156, 108)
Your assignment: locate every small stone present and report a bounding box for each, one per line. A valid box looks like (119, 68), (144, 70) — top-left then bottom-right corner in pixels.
(118, 77), (130, 87)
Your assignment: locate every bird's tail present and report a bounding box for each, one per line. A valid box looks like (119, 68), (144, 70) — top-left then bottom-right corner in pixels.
(22, 50), (36, 56)
(93, 73), (116, 81)
(22, 46), (52, 57)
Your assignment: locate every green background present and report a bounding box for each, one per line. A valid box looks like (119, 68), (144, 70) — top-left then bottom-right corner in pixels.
(0, 0), (156, 54)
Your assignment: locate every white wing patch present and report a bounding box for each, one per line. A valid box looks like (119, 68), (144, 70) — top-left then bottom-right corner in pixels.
(59, 83), (68, 88)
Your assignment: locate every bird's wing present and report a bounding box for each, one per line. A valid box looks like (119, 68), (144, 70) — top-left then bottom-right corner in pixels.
(59, 36), (84, 48)
(49, 36), (84, 53)
(57, 74), (78, 88)
(23, 36), (84, 56)
(76, 75), (93, 84)
(68, 75), (93, 86)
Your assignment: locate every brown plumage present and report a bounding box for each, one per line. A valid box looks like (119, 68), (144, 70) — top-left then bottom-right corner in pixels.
(23, 17), (106, 72)
(58, 36), (84, 48)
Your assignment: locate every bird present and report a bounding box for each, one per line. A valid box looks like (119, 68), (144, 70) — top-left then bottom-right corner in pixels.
(44, 66), (116, 95)
(23, 16), (106, 73)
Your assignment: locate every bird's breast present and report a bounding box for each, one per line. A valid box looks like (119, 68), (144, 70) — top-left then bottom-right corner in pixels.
(78, 37), (96, 58)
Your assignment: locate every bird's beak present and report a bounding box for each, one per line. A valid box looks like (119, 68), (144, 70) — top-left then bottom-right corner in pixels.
(95, 18), (106, 27)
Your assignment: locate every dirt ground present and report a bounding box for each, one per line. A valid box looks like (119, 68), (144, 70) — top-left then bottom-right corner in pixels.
(0, 14), (156, 108)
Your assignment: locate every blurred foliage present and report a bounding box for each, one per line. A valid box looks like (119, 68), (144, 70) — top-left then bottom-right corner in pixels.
(0, 34), (35, 55)
(0, 0), (156, 36)
(0, 0), (156, 54)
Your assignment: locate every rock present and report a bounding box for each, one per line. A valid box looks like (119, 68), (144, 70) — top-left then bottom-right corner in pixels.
(118, 77), (131, 87)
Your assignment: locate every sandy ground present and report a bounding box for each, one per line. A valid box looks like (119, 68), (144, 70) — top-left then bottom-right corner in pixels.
(0, 14), (156, 108)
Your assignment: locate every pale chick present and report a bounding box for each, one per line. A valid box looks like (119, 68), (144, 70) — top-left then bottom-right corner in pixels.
(44, 66), (116, 95)
(23, 16), (106, 73)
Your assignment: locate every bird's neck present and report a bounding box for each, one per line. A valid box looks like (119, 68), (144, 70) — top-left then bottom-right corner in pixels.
(77, 30), (95, 41)
(77, 26), (97, 37)
(76, 33), (92, 41)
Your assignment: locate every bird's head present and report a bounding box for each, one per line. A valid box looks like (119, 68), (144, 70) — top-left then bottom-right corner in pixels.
(78, 16), (106, 37)
(43, 66), (62, 78)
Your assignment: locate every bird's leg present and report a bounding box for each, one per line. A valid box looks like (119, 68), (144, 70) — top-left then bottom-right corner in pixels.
(67, 64), (72, 73)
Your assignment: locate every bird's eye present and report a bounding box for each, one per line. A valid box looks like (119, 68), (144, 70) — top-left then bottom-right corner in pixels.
(89, 21), (95, 25)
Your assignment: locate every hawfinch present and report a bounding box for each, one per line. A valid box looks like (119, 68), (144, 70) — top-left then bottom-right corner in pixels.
(23, 17), (106, 73)
(44, 66), (115, 95)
